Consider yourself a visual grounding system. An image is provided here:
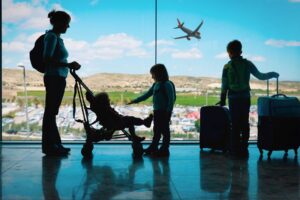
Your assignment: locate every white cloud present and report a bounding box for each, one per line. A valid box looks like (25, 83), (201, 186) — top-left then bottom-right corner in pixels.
(64, 38), (89, 51)
(3, 32), (149, 63)
(249, 56), (266, 62)
(27, 32), (45, 43)
(171, 48), (203, 59)
(215, 52), (266, 62)
(2, 41), (30, 52)
(265, 39), (300, 47)
(20, 14), (49, 30)
(215, 52), (228, 59)
(2, 0), (70, 30)
(66, 33), (149, 61)
(289, 0), (300, 2)
(3, 0), (34, 23)
(94, 33), (142, 49)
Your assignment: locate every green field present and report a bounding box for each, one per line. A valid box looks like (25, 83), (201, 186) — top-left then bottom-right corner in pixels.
(16, 90), (259, 106)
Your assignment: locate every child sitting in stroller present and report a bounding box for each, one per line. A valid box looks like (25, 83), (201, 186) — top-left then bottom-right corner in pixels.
(86, 92), (153, 142)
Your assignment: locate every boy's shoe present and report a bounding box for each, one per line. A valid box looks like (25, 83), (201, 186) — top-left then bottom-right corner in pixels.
(43, 144), (69, 156)
(144, 114), (153, 128)
(58, 144), (71, 152)
(144, 146), (158, 155)
(152, 148), (170, 157)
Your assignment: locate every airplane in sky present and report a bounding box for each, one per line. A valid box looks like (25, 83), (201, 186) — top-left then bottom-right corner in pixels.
(174, 18), (204, 40)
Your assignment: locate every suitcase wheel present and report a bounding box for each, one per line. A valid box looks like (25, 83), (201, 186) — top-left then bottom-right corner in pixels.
(132, 141), (143, 159)
(81, 142), (94, 158)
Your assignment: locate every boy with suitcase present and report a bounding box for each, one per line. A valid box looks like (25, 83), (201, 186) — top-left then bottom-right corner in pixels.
(218, 40), (279, 158)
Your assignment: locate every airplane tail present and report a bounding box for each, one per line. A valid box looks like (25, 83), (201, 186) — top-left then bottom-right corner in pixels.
(174, 18), (184, 29)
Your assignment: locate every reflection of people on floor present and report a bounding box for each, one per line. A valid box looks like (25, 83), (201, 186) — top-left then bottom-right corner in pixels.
(257, 159), (299, 200)
(42, 156), (65, 200)
(228, 159), (249, 200)
(200, 152), (231, 196)
(150, 157), (172, 200)
(80, 158), (149, 199)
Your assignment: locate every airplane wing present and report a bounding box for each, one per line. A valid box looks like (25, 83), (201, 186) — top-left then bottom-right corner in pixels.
(174, 35), (188, 39)
(193, 20), (204, 32)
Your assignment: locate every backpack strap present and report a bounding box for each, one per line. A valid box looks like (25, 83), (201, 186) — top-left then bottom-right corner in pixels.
(230, 61), (240, 85)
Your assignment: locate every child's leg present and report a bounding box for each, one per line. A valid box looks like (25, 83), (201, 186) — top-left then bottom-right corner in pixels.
(229, 98), (242, 154)
(123, 116), (144, 126)
(145, 110), (163, 152)
(160, 111), (171, 150)
(127, 125), (145, 142)
(122, 117), (145, 142)
(240, 98), (251, 150)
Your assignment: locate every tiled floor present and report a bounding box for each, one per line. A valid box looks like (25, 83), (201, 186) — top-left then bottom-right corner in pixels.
(1, 143), (299, 200)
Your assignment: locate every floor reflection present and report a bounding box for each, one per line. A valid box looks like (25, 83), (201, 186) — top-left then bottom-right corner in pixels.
(78, 157), (150, 199)
(257, 158), (299, 200)
(2, 144), (299, 199)
(150, 157), (172, 200)
(200, 151), (249, 199)
(42, 155), (67, 200)
(228, 159), (249, 200)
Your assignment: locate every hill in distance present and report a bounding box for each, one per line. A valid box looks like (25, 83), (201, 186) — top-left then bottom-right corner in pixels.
(2, 68), (300, 97)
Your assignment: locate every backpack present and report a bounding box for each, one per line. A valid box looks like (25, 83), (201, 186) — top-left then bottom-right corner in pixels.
(29, 33), (58, 73)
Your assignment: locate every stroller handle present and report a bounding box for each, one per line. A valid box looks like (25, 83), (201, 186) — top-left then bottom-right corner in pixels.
(70, 69), (93, 95)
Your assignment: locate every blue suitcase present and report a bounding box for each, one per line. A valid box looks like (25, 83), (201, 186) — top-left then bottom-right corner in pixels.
(257, 79), (300, 159)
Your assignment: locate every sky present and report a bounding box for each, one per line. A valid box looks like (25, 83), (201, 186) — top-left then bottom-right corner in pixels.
(2, 0), (300, 81)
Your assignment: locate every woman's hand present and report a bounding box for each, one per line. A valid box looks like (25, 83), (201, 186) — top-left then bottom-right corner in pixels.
(68, 61), (81, 70)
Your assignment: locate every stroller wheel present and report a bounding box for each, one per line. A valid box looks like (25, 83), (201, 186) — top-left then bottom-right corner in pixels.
(81, 142), (94, 158)
(132, 141), (143, 158)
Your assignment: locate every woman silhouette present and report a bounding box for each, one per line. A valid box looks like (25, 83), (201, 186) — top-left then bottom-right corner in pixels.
(42, 10), (81, 156)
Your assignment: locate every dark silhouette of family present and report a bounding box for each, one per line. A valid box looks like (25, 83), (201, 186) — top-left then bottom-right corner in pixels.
(37, 10), (279, 159)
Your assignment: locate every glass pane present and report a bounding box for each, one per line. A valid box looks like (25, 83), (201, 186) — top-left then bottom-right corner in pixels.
(2, 0), (155, 141)
(156, 0), (300, 141)
(2, 0), (300, 142)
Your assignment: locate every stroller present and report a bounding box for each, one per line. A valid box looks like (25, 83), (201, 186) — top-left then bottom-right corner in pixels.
(70, 69), (144, 158)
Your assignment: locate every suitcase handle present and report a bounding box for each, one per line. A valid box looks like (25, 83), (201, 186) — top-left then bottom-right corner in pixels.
(271, 93), (287, 98)
(267, 77), (279, 96)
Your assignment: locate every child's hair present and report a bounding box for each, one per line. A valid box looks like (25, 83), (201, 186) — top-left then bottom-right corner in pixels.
(48, 10), (71, 25)
(94, 92), (110, 108)
(150, 63), (169, 82)
(227, 40), (242, 56)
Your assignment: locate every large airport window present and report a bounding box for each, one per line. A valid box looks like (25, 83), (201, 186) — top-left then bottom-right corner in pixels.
(2, 0), (300, 141)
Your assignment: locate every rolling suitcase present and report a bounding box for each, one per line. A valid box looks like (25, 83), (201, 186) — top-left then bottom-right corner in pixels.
(200, 106), (231, 152)
(257, 78), (300, 159)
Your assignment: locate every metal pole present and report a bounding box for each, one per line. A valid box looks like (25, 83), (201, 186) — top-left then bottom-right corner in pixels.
(0, 0), (2, 141)
(155, 0), (157, 64)
(18, 65), (29, 132)
(267, 79), (269, 97)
